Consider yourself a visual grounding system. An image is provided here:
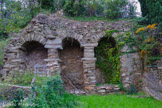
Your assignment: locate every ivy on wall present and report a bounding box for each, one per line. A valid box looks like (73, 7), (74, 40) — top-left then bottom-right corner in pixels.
(95, 30), (123, 84)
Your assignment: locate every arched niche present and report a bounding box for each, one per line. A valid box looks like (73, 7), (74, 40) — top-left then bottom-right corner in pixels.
(95, 36), (117, 84)
(19, 41), (48, 71)
(59, 37), (84, 90)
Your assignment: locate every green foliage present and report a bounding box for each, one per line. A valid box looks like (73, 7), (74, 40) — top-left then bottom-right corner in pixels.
(0, 0), (21, 37)
(0, 85), (29, 103)
(11, 89), (24, 108)
(85, 0), (104, 16)
(95, 30), (121, 84)
(139, 0), (162, 30)
(0, 39), (9, 67)
(63, 0), (136, 18)
(0, 0), (32, 38)
(37, 0), (65, 12)
(63, 0), (86, 16)
(105, 0), (127, 19)
(30, 76), (77, 108)
(4, 71), (34, 86)
(125, 23), (161, 69)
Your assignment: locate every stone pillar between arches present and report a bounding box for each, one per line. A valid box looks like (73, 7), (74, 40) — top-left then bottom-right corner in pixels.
(82, 45), (97, 93)
(45, 48), (61, 76)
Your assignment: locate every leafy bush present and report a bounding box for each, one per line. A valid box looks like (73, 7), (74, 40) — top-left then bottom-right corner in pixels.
(0, 85), (30, 102)
(126, 23), (161, 69)
(37, 0), (65, 12)
(139, 0), (162, 29)
(0, 0), (40, 38)
(104, 0), (127, 19)
(30, 76), (77, 108)
(11, 89), (24, 108)
(4, 71), (34, 86)
(85, 0), (104, 16)
(63, 0), (86, 16)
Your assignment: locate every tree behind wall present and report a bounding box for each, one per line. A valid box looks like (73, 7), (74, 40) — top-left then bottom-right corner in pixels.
(139, 0), (162, 30)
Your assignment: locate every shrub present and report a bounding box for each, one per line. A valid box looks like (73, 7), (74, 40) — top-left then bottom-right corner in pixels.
(104, 0), (127, 19)
(0, 85), (30, 102)
(139, 0), (162, 29)
(85, 0), (104, 16)
(63, 0), (86, 16)
(4, 71), (34, 86)
(11, 89), (24, 108)
(37, 0), (65, 12)
(30, 75), (77, 108)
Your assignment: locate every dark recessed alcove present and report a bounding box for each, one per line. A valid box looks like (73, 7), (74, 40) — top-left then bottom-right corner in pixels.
(20, 41), (48, 71)
(59, 38), (84, 90)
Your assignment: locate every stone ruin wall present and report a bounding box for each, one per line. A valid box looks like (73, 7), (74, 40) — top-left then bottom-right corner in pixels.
(0, 14), (142, 94)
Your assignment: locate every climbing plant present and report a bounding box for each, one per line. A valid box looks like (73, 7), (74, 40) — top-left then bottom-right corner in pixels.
(123, 23), (161, 70)
(95, 30), (123, 84)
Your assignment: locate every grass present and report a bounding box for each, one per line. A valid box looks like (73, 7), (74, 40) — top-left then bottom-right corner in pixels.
(76, 94), (162, 108)
(2, 93), (162, 108)
(0, 39), (9, 67)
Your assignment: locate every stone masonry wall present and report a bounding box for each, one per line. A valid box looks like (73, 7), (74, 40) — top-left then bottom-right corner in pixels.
(0, 14), (141, 93)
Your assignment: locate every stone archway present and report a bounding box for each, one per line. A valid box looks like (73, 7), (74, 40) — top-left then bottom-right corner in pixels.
(95, 36), (117, 84)
(59, 38), (84, 90)
(19, 41), (48, 71)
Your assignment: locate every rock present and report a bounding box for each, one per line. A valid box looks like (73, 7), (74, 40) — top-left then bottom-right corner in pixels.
(47, 35), (55, 39)
(98, 89), (106, 93)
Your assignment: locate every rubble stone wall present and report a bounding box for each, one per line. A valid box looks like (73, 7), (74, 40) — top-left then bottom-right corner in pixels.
(1, 14), (141, 93)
